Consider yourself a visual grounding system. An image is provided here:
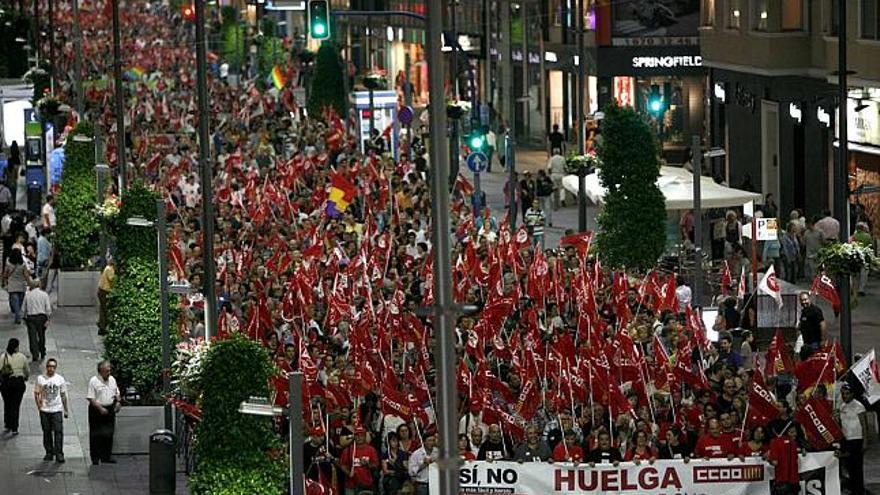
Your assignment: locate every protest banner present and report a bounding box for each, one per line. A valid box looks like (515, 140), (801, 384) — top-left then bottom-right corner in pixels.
(429, 453), (839, 495)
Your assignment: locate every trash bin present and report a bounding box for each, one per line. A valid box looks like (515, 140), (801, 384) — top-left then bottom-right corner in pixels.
(149, 429), (176, 494)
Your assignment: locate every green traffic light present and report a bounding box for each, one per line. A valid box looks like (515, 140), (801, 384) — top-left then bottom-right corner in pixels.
(649, 99), (662, 113)
(469, 135), (485, 150)
(313, 23), (326, 36)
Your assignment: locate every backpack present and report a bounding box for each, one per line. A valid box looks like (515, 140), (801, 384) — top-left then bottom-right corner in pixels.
(0, 353), (13, 380)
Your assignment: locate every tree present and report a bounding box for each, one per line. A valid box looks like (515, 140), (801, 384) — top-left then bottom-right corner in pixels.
(596, 104), (667, 271)
(307, 42), (346, 118)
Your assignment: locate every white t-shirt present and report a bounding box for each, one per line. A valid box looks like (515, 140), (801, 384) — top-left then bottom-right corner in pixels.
(37, 374), (67, 413)
(41, 203), (56, 228)
(839, 399), (866, 440)
(86, 375), (119, 407)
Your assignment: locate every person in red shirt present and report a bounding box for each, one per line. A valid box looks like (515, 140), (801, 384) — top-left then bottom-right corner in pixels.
(552, 430), (585, 462)
(739, 425), (769, 458)
(337, 426), (379, 493)
(767, 423), (801, 495)
(694, 419), (736, 459)
(459, 434), (476, 461)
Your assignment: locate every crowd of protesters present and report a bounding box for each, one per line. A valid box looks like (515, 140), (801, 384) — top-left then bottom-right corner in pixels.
(33, 1), (876, 495)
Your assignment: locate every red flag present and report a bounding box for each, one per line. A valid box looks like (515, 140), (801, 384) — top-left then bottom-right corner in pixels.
(794, 396), (844, 449)
(747, 375), (780, 425)
(764, 329), (794, 378)
(559, 231), (593, 256)
(794, 342), (845, 391)
(380, 381), (415, 421)
(811, 272), (841, 313)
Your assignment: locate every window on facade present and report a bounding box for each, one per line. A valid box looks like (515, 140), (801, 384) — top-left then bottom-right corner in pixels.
(781, 0), (804, 30)
(549, 0), (562, 26)
(754, 0), (769, 30)
(864, 0), (880, 39)
(727, 0), (742, 28)
(702, 0), (715, 26)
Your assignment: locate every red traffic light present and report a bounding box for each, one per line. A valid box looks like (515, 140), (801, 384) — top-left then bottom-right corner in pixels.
(182, 5), (195, 21)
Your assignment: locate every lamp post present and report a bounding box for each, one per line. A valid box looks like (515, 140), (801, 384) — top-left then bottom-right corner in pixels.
(112, 0), (126, 193)
(125, 202), (193, 431)
(689, 135), (726, 308)
(238, 372), (304, 495)
(835, 0), (852, 364)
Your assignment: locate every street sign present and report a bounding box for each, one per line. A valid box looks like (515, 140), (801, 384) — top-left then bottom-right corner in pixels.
(398, 105), (414, 125)
(466, 151), (488, 173)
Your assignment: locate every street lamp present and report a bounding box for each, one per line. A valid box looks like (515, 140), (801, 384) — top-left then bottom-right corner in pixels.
(125, 199), (173, 430)
(690, 136), (727, 308)
(238, 373), (304, 495)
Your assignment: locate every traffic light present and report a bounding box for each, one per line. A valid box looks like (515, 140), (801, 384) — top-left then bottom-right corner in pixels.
(648, 84), (664, 115)
(181, 4), (195, 22)
(308, 0), (331, 40)
(468, 128), (487, 152)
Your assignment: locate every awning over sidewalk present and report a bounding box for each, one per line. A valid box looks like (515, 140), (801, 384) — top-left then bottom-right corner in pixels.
(561, 166), (761, 210)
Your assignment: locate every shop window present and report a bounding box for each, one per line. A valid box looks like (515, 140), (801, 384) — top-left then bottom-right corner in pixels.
(753, 0), (769, 31)
(702, 0), (715, 26)
(781, 0), (804, 30)
(863, 0), (880, 39)
(727, 0), (742, 29)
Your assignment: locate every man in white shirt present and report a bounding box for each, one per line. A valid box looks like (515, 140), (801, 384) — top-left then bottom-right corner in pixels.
(838, 384), (868, 495)
(34, 358), (69, 462)
(41, 194), (57, 228)
(87, 360), (122, 464)
(408, 430), (438, 495)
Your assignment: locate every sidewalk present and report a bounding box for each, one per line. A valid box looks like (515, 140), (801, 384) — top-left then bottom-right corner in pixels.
(0, 294), (189, 494)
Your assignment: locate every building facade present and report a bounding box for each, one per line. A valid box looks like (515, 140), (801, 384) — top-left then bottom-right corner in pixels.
(701, 0), (880, 229)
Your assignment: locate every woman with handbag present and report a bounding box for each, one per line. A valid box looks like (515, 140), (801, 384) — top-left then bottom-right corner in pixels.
(0, 338), (29, 434)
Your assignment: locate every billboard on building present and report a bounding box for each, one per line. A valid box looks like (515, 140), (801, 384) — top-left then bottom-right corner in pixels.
(612, 0), (700, 39)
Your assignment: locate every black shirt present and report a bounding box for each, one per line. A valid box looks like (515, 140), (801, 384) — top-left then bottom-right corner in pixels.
(587, 447), (622, 464)
(549, 131), (565, 152)
(657, 441), (691, 460)
(799, 305), (824, 345)
(303, 441), (335, 482)
(477, 439), (510, 460)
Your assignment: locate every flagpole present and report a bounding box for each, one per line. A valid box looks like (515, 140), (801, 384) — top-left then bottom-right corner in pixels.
(738, 400), (749, 444)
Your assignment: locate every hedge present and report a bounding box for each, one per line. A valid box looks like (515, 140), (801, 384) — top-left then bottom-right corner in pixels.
(108, 181), (160, 264)
(103, 257), (170, 402)
(189, 461), (287, 495)
(56, 122), (100, 269)
(193, 335), (278, 468)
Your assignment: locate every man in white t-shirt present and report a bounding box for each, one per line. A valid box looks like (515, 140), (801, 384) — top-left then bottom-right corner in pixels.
(41, 195), (57, 229)
(838, 384), (868, 495)
(34, 358), (69, 462)
(86, 360), (121, 464)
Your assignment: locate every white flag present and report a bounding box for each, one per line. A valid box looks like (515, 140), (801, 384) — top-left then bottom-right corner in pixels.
(758, 265), (783, 308)
(848, 349), (880, 404)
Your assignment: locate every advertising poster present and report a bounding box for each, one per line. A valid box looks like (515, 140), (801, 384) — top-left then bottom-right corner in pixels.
(612, 0), (701, 38)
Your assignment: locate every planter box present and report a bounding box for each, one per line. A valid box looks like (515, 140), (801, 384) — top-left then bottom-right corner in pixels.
(58, 270), (100, 307)
(113, 405), (165, 454)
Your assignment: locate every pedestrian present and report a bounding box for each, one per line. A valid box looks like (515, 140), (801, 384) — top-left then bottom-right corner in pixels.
(41, 194), (56, 229)
(0, 181), (12, 218)
(548, 154), (566, 208)
(34, 358), (69, 463)
(803, 218), (824, 281)
(767, 423), (801, 495)
(525, 199), (546, 249)
(86, 360), (121, 464)
(838, 384), (868, 495)
(852, 222), (873, 296)
(36, 227), (52, 284)
(535, 170), (554, 227)
(97, 258), (116, 335)
(780, 222), (800, 283)
(1, 338), (29, 434)
(485, 128), (496, 172)
(408, 430), (438, 495)
(4, 248), (31, 325)
(23, 278), (52, 362)
(548, 124), (565, 157)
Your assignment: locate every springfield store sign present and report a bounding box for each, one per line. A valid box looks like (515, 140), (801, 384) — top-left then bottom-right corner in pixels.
(430, 453), (840, 495)
(632, 55), (702, 69)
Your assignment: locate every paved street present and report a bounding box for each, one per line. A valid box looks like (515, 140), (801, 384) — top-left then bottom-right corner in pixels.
(0, 293), (189, 495)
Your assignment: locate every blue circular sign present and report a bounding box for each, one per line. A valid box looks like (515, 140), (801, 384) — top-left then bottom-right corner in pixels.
(466, 152), (488, 173)
(398, 106), (414, 125)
